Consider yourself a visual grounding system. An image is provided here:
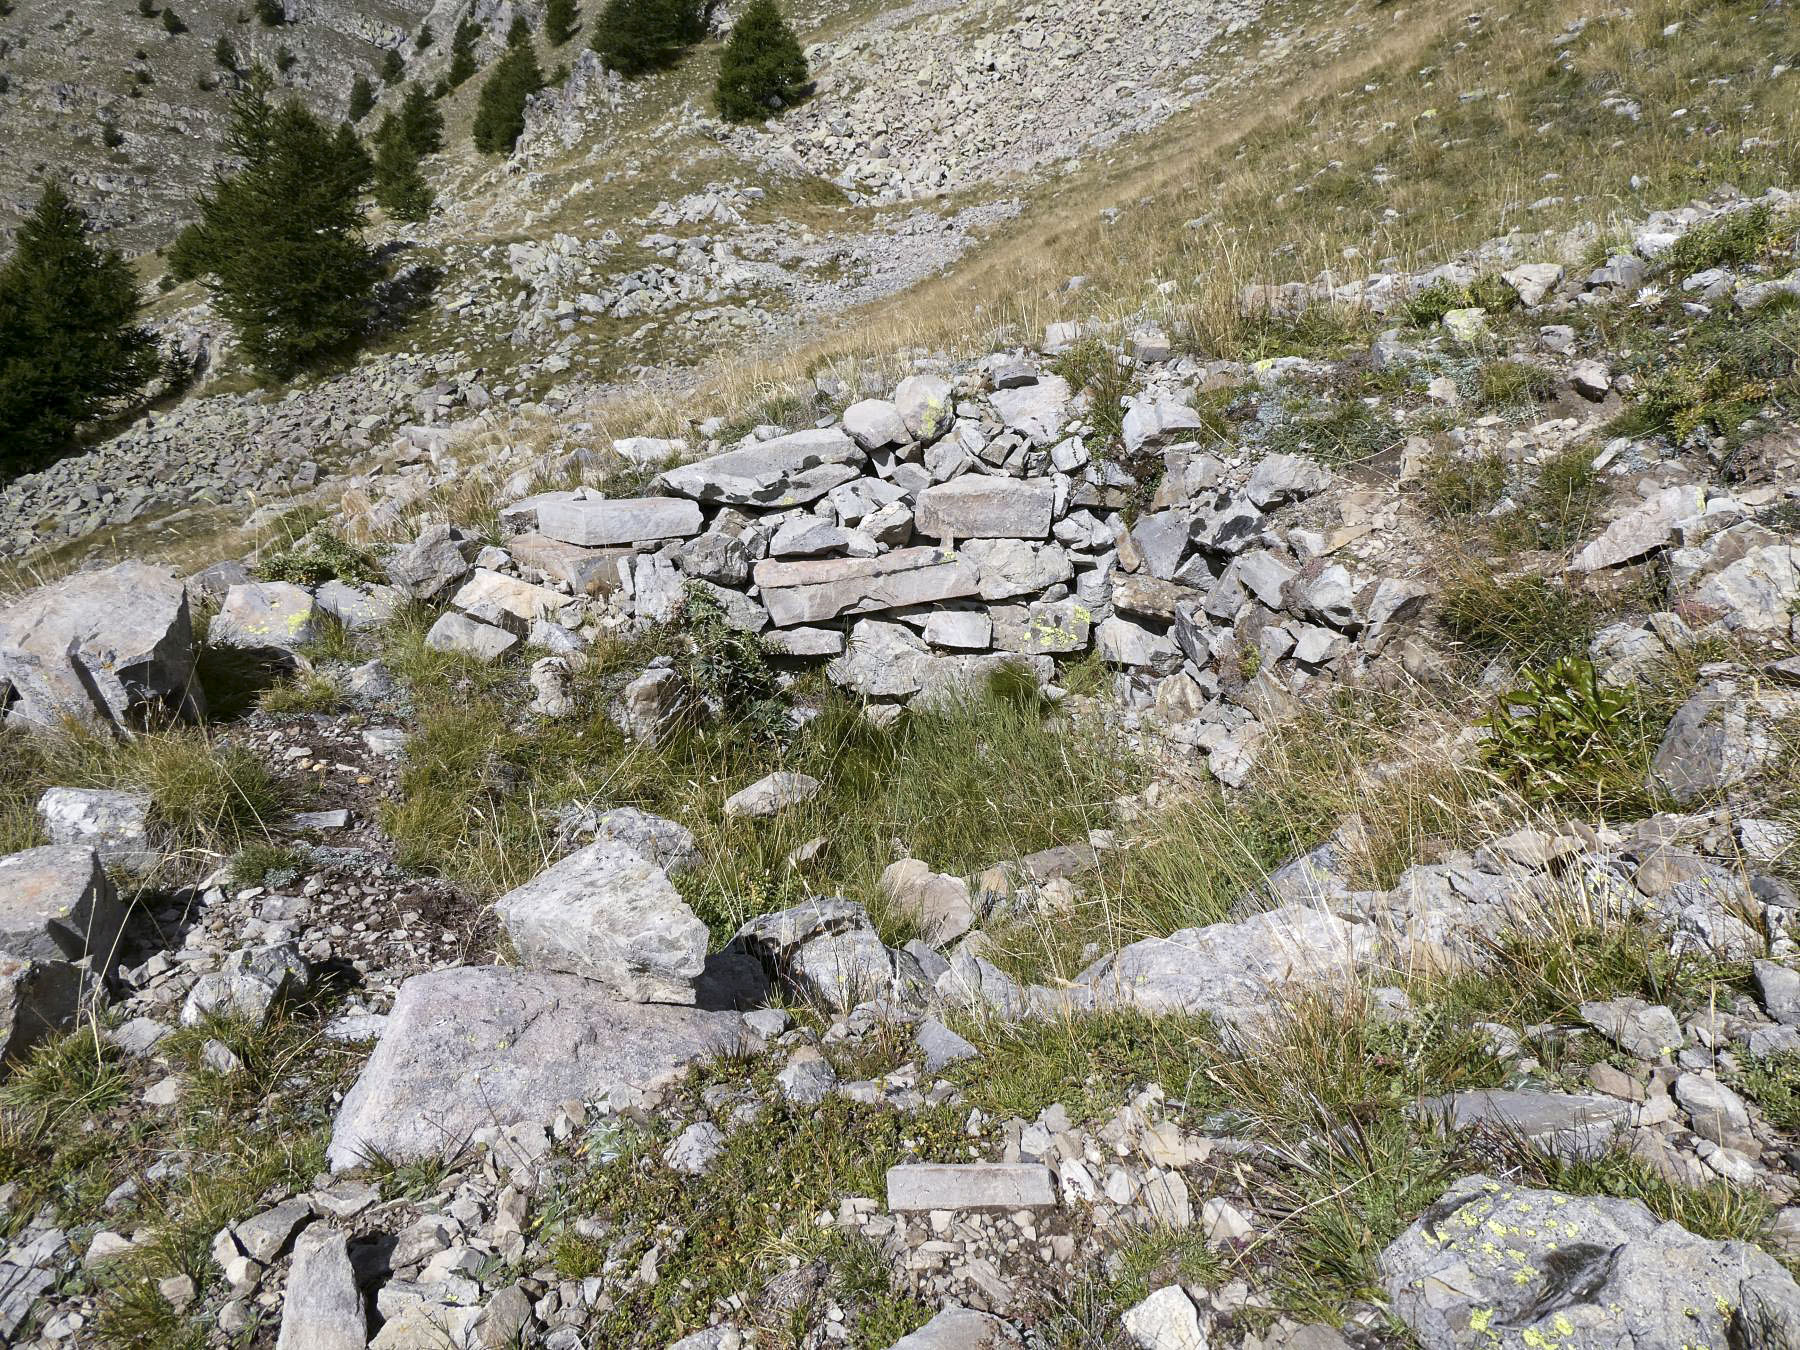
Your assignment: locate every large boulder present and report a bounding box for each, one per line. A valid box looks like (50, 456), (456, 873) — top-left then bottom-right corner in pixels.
(326, 966), (755, 1169)
(383, 523), (470, 601)
(885, 1306), (1022, 1349)
(276, 1226), (364, 1350)
(0, 562), (203, 733)
(0, 846), (126, 967)
(492, 841), (709, 1003)
(1379, 1175), (1800, 1348)
(1650, 679), (1800, 804)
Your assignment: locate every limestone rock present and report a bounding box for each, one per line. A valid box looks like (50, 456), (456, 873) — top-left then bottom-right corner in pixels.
(0, 561), (203, 733)
(536, 495), (703, 547)
(0, 845), (126, 966)
(276, 1226), (364, 1350)
(885, 1306), (1022, 1349)
(655, 430), (865, 506)
(724, 772), (822, 819)
(756, 548), (980, 627)
(209, 582), (322, 654)
(493, 841), (708, 1003)
(327, 966), (754, 1169)
(1379, 1175), (1800, 1349)
(37, 788), (154, 872)
(916, 477), (1055, 541)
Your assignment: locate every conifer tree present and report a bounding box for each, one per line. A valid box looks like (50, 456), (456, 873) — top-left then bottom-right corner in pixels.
(470, 39), (541, 154)
(160, 5), (186, 33)
(713, 0), (806, 122)
(347, 73), (375, 121)
(380, 47), (404, 82)
(591, 0), (712, 78)
(0, 183), (158, 472)
(415, 22), (433, 49)
(505, 14), (530, 46)
(254, 0), (283, 25)
(373, 132), (432, 220)
(544, 0), (578, 47)
(446, 16), (480, 87)
(395, 81), (444, 154)
(177, 70), (377, 376)
(214, 33), (236, 68)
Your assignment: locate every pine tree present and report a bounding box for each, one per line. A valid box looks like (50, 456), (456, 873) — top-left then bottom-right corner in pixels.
(446, 16), (480, 87)
(373, 131), (433, 221)
(505, 14), (530, 46)
(544, 0), (579, 47)
(591, 0), (712, 78)
(275, 43), (297, 73)
(395, 81), (443, 154)
(713, 0), (806, 122)
(414, 22), (433, 50)
(254, 0), (283, 25)
(347, 73), (375, 121)
(160, 5), (186, 33)
(470, 39), (542, 154)
(178, 71), (377, 376)
(380, 47), (404, 82)
(0, 183), (159, 473)
(214, 34), (236, 68)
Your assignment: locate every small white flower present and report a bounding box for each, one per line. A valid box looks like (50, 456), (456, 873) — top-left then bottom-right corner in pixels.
(1632, 283), (1667, 308)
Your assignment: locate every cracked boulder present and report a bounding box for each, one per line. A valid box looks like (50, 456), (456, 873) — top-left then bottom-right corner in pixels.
(0, 561), (203, 733)
(727, 898), (926, 1012)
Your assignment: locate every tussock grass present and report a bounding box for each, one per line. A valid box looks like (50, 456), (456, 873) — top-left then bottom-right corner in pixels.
(0, 721), (284, 871)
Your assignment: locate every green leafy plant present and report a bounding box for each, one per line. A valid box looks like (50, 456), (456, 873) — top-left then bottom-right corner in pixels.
(674, 581), (779, 724)
(255, 528), (381, 586)
(1480, 656), (1651, 802)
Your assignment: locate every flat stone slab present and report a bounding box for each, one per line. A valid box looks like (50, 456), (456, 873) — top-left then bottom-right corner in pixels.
(37, 787), (155, 872)
(210, 581), (321, 653)
(655, 429), (865, 506)
(327, 966), (755, 1170)
(887, 1163), (1057, 1213)
(536, 495), (702, 548)
(493, 841), (707, 1003)
(1420, 1089), (1631, 1160)
(755, 547), (979, 628)
(0, 845), (125, 965)
(1380, 1174), (1800, 1350)
(915, 477), (1055, 540)
(449, 569), (571, 628)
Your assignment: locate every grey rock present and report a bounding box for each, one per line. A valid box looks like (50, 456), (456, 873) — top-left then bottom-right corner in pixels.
(887, 1163), (1056, 1212)
(1379, 1174), (1800, 1349)
(664, 1121), (726, 1174)
(1247, 453), (1332, 508)
(1121, 398), (1205, 455)
(1754, 960), (1800, 1026)
(313, 580), (399, 633)
(0, 561), (203, 733)
(671, 531), (752, 587)
(1580, 998), (1683, 1060)
(424, 611), (519, 662)
(723, 772), (822, 819)
(612, 666), (685, 744)
(37, 787), (154, 871)
(1421, 1089), (1631, 1160)
(209, 582), (322, 654)
(729, 898), (918, 1013)
(776, 1045), (839, 1104)
(508, 534), (632, 595)
(916, 1016), (979, 1074)
(0, 1266), (55, 1341)
(0, 845), (125, 965)
(884, 1306), (1022, 1349)
(989, 376), (1072, 446)
(655, 429), (865, 506)
(181, 943), (308, 1028)
(924, 609), (993, 650)
(1121, 1285), (1206, 1350)
(384, 524), (470, 602)
(273, 1238), (361, 1350)
(556, 805), (701, 874)
(827, 619), (934, 696)
(328, 965), (754, 1169)
(1573, 485), (1699, 572)
(0, 952), (82, 1062)
(1673, 1073), (1756, 1153)
(843, 399), (910, 450)
(1078, 904), (1377, 1031)
(756, 548), (979, 627)
(493, 840), (708, 1003)
(894, 375), (955, 443)
(915, 477), (1055, 541)
(881, 859), (976, 947)
(1129, 511), (1192, 580)
(962, 538), (1073, 600)
(1651, 681), (1800, 804)
(1097, 615), (1179, 670)
(537, 495), (702, 547)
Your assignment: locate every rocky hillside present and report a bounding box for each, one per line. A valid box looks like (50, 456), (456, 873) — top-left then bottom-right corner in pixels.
(0, 0), (448, 251)
(2, 0), (1800, 1346)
